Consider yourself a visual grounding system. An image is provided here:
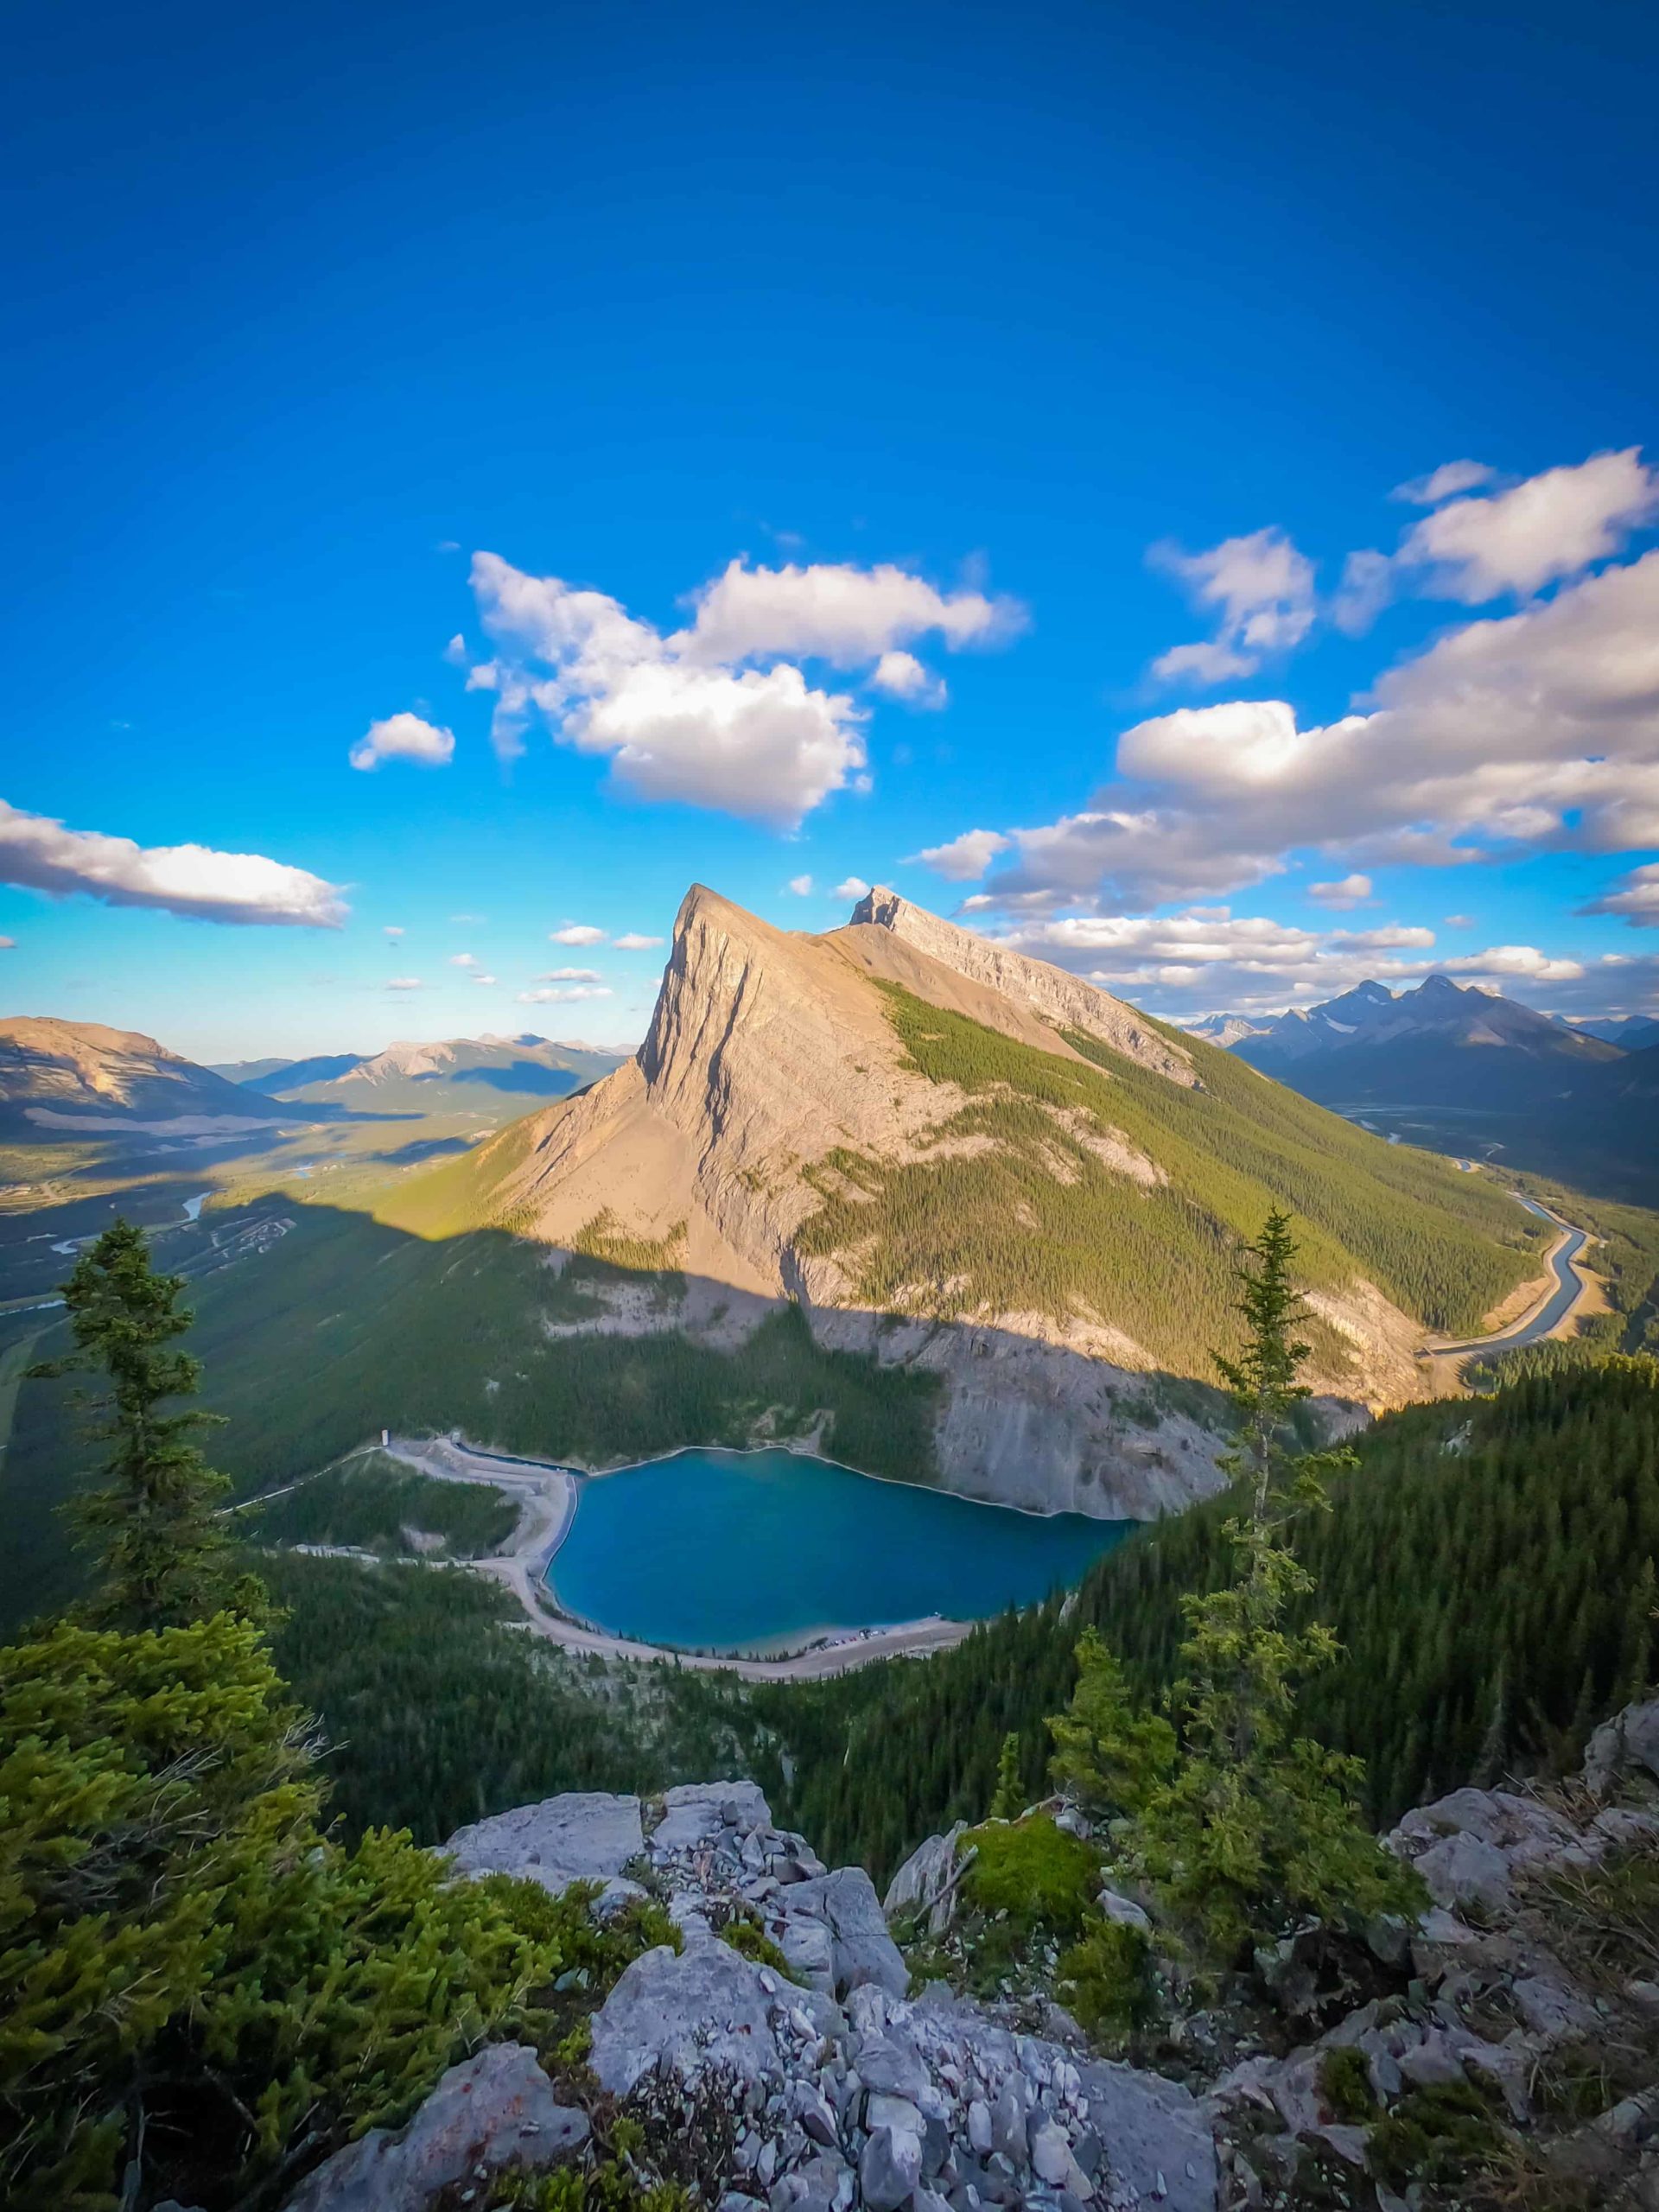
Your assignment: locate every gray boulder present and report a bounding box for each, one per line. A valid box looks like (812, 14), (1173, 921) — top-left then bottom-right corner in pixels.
(860, 2123), (923, 2211)
(1583, 1696), (1659, 1799)
(652, 1779), (773, 1853)
(589, 1938), (779, 2097)
(882, 1824), (967, 1934)
(1078, 2058), (1217, 2212)
(442, 1790), (644, 1900)
(785, 1867), (908, 1999)
(856, 2032), (931, 2104)
(1409, 1829), (1514, 1913)
(1096, 1886), (1153, 1935)
(281, 2044), (586, 2212)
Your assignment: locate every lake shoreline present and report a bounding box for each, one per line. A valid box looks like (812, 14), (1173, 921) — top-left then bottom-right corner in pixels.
(374, 1428), (1125, 1674)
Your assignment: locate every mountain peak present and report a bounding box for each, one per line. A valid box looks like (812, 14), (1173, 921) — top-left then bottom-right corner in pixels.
(842, 887), (1198, 1087)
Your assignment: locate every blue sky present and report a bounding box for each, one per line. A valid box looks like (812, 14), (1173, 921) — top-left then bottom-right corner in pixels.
(3, 0), (1656, 1059)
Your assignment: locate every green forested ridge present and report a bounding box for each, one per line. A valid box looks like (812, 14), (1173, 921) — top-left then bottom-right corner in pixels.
(0, 1206), (938, 1632)
(753, 1356), (1659, 1881)
(795, 985), (1540, 1370)
(242, 1452), (519, 1556)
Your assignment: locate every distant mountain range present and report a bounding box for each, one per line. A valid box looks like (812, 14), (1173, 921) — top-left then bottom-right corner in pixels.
(0, 1019), (626, 1148)
(215, 1034), (624, 1116)
(1196, 976), (1656, 1203)
(1565, 1013), (1659, 1051)
(0, 1016), (294, 1138)
(1229, 976), (1623, 1100)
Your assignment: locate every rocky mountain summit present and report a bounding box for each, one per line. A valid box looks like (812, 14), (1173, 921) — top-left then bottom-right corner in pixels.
(278, 1698), (1659, 2212)
(427, 883), (1533, 1517)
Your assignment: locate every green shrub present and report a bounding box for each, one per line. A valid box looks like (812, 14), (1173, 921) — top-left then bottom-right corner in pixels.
(0, 1611), (624, 2212)
(1317, 2044), (1378, 2123)
(962, 1814), (1099, 1938)
(1055, 1916), (1154, 2039)
(1370, 2079), (1504, 2190)
(717, 1911), (799, 1980)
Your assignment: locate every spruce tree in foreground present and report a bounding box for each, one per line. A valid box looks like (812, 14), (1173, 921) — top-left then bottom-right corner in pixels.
(1047, 1210), (1422, 1959)
(1137, 1208), (1421, 1955)
(29, 1219), (248, 1630)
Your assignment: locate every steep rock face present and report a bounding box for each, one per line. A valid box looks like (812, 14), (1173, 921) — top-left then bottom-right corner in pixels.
(847, 887), (1196, 1086)
(474, 883), (1460, 1517)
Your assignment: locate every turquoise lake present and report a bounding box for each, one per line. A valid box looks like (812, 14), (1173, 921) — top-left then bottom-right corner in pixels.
(547, 1446), (1134, 1653)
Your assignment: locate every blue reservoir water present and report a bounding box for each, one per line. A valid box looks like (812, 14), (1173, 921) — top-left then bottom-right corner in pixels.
(547, 1446), (1134, 1653)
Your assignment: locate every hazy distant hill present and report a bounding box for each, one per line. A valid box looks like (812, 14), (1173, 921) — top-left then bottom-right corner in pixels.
(1179, 1011), (1270, 1048)
(1567, 1014), (1659, 1051)
(228, 1033), (626, 1117)
(0, 1015), (296, 1137)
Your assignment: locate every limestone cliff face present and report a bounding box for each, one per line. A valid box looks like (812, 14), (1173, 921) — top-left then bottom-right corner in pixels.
(846, 887), (1197, 1086)
(488, 883), (1437, 1519)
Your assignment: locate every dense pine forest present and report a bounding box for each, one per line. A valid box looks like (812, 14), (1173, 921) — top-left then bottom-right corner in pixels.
(755, 1353), (1659, 1880)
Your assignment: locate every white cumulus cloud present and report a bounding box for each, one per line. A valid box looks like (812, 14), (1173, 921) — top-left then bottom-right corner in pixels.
(933, 539), (1659, 913)
(613, 931), (664, 950)
(386, 976), (424, 991)
(467, 550), (1021, 826)
(912, 828), (1012, 881)
(833, 876), (872, 901)
(541, 966), (604, 982)
(1148, 528), (1317, 686)
(1582, 861), (1659, 927)
(550, 924), (606, 945)
(1308, 874), (1373, 909)
(677, 559), (1020, 666)
(517, 984), (613, 1004)
(349, 711), (455, 771)
(869, 651), (947, 707)
(1397, 447), (1659, 602)
(0, 798), (346, 928)
(957, 906), (1625, 1020)
(1391, 461), (1499, 506)
(1340, 448), (1659, 633)
(786, 874), (814, 896)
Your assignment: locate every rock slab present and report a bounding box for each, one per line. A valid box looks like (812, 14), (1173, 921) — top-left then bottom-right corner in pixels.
(282, 2044), (587, 2212)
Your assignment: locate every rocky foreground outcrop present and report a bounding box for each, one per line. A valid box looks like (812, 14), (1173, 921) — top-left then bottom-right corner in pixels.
(280, 1701), (1659, 2212)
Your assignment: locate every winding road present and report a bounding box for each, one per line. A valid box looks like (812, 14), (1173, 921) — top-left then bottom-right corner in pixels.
(1432, 1197), (1594, 1359)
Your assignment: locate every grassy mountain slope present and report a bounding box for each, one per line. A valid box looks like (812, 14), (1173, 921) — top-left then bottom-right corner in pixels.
(796, 982), (1537, 1366)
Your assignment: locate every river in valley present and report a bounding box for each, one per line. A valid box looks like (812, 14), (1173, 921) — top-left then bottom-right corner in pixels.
(546, 1446), (1134, 1655)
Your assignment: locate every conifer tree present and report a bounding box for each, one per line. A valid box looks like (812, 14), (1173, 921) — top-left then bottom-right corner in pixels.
(989, 1730), (1025, 1819)
(29, 1219), (251, 1630)
(1134, 1210), (1421, 1956)
(1047, 1627), (1174, 1819)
